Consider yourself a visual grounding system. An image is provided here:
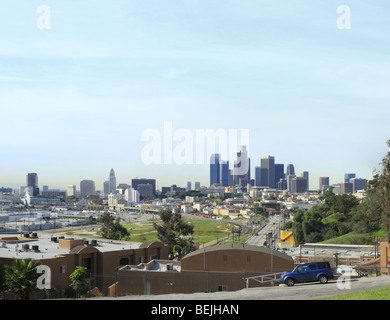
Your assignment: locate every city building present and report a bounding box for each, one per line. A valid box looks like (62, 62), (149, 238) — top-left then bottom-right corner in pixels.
(66, 185), (76, 197)
(319, 177), (330, 191)
(0, 234), (168, 297)
(291, 176), (307, 193)
(233, 145), (250, 188)
(80, 180), (96, 197)
(114, 244), (294, 296)
(260, 156), (275, 188)
(301, 171), (309, 191)
(340, 182), (353, 194)
(125, 188), (140, 203)
(274, 164), (284, 188)
(187, 181), (192, 191)
(344, 173), (356, 184)
(131, 179), (156, 196)
(26, 173), (39, 196)
(350, 178), (366, 192)
(194, 181), (201, 191)
(109, 168), (117, 194)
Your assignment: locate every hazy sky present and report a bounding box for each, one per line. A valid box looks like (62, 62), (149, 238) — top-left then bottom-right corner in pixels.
(1, 1), (389, 190)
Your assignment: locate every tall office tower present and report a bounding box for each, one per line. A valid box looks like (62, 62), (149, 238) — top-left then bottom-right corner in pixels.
(66, 185), (76, 197)
(195, 181), (201, 190)
(301, 171), (309, 191)
(255, 166), (261, 187)
(286, 164), (295, 176)
(350, 178), (366, 192)
(260, 156), (275, 188)
(340, 182), (353, 194)
(131, 179), (156, 196)
(103, 181), (110, 196)
(80, 180), (96, 197)
(187, 181), (192, 191)
(220, 160), (229, 187)
(274, 164), (284, 188)
(319, 177), (330, 191)
(344, 173), (356, 183)
(291, 177), (308, 193)
(210, 153), (221, 186)
(233, 145), (250, 188)
(26, 172), (39, 196)
(109, 168), (117, 194)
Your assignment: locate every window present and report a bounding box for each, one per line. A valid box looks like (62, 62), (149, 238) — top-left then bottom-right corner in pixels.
(59, 265), (66, 274)
(139, 256), (144, 263)
(150, 254), (158, 260)
(296, 265), (308, 272)
(309, 264), (317, 270)
(317, 262), (330, 269)
(120, 257), (129, 266)
(218, 285), (227, 292)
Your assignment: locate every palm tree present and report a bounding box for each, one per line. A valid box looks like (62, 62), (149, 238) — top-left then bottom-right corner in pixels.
(5, 258), (42, 300)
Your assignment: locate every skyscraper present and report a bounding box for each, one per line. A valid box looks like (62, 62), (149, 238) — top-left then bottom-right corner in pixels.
(274, 164), (284, 187)
(80, 180), (96, 197)
(210, 153), (221, 186)
(233, 145), (250, 188)
(319, 177), (330, 191)
(26, 172), (39, 196)
(260, 156), (275, 188)
(109, 168), (117, 194)
(344, 173), (356, 183)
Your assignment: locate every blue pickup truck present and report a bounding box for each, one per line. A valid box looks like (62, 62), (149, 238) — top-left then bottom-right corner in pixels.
(280, 261), (334, 287)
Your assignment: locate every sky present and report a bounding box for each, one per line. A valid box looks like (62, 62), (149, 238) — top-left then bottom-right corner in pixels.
(0, 0), (389, 191)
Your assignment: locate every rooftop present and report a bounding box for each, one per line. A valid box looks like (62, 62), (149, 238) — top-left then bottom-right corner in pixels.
(0, 232), (142, 260)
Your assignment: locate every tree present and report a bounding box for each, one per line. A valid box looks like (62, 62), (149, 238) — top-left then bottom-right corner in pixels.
(98, 212), (130, 240)
(69, 266), (89, 298)
(153, 209), (195, 260)
(4, 259), (42, 300)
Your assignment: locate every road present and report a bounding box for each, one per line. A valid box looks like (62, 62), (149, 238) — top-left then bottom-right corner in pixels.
(246, 214), (285, 248)
(106, 275), (390, 300)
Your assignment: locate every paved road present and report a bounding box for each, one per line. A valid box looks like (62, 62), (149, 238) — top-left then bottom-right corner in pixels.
(246, 214), (284, 247)
(106, 275), (390, 300)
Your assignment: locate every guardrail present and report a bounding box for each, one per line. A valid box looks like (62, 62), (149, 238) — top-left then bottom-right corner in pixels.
(244, 272), (286, 288)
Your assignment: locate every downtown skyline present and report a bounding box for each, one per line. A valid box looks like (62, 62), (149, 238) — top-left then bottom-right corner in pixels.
(1, 1), (389, 190)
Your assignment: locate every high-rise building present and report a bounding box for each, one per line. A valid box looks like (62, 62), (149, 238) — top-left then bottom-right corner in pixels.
(301, 171), (309, 191)
(344, 173), (356, 183)
(286, 164), (295, 192)
(195, 182), (201, 190)
(274, 164), (284, 188)
(210, 154), (229, 186)
(103, 181), (110, 196)
(340, 182), (353, 194)
(125, 188), (140, 203)
(132, 179), (156, 196)
(319, 177), (330, 191)
(291, 177), (307, 193)
(80, 180), (95, 197)
(66, 185), (76, 197)
(26, 173), (39, 196)
(350, 178), (366, 192)
(260, 156), (275, 188)
(187, 181), (192, 191)
(210, 154), (221, 186)
(109, 168), (117, 194)
(233, 145), (250, 188)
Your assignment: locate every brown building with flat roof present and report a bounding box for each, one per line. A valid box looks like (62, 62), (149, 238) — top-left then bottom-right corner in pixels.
(0, 233), (168, 297)
(114, 244), (294, 296)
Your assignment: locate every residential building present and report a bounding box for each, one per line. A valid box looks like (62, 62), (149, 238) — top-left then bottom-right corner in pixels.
(0, 234), (168, 297)
(340, 182), (353, 194)
(125, 188), (140, 203)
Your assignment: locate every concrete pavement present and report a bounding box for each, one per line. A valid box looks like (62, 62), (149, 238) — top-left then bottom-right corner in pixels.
(102, 275), (390, 300)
